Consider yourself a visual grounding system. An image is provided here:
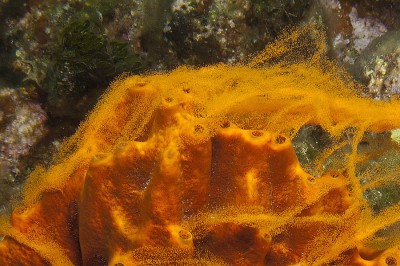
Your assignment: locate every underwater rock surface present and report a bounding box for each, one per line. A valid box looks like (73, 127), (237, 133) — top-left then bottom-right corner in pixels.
(0, 87), (47, 214)
(1, 25), (400, 265)
(354, 31), (400, 100)
(3, 0), (311, 118)
(165, 0), (311, 64)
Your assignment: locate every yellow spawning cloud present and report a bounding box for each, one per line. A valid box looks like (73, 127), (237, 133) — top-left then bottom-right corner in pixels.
(1, 24), (400, 265)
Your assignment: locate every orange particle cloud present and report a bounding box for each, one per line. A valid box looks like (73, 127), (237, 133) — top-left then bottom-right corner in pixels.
(1, 24), (400, 265)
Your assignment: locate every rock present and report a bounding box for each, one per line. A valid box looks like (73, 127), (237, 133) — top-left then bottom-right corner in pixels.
(354, 31), (400, 99)
(0, 87), (47, 213)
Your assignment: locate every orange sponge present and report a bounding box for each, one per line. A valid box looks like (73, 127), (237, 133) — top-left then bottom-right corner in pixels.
(1, 25), (400, 265)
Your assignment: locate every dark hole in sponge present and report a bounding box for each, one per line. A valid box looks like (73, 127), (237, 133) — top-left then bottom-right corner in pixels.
(252, 131), (263, 137)
(179, 230), (192, 240)
(386, 256), (397, 266)
(221, 121), (230, 128)
(194, 125), (204, 133)
(275, 135), (286, 144)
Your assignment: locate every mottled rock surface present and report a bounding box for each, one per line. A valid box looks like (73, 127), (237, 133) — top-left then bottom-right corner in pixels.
(0, 87), (47, 213)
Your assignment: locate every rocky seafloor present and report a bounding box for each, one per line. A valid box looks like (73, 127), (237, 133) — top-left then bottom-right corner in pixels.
(0, 0), (400, 213)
